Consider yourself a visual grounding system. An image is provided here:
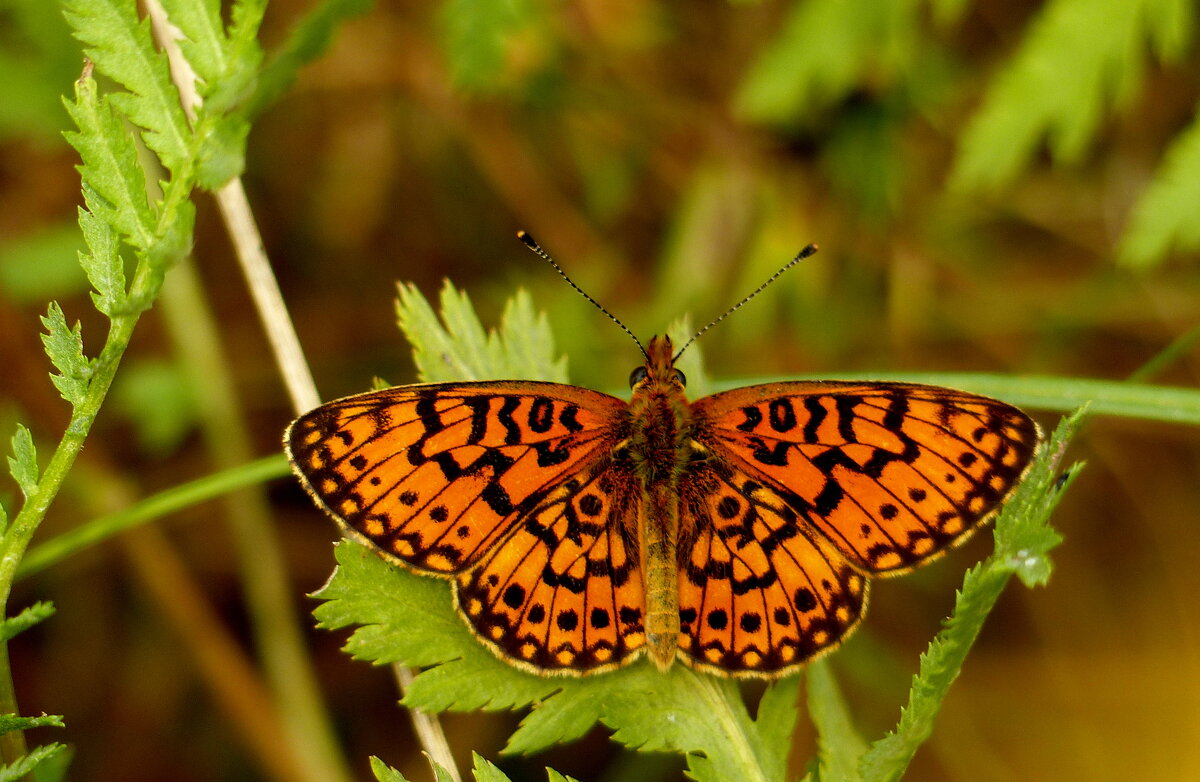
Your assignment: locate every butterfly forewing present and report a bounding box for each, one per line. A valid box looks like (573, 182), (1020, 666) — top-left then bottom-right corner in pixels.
(286, 382), (627, 575)
(691, 382), (1039, 574)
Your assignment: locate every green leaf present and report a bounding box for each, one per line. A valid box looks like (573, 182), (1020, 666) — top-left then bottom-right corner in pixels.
(439, 0), (534, 92)
(950, 0), (1195, 192)
(156, 0), (259, 187)
(0, 602), (56, 643)
(30, 743), (71, 782)
(858, 410), (1083, 781)
(545, 770), (581, 782)
(76, 207), (127, 316)
(1117, 110), (1200, 268)
(40, 303), (91, 409)
(62, 74), (156, 252)
(734, 0), (920, 124)
(195, 115), (250, 189)
(7, 425), (39, 500)
(62, 0), (192, 175)
(396, 282), (567, 383)
(806, 660), (866, 782)
(248, 0), (372, 117)
(0, 743), (68, 782)
(156, 0), (229, 88)
(0, 714), (64, 735)
(368, 755), (412, 782)
(471, 753), (512, 782)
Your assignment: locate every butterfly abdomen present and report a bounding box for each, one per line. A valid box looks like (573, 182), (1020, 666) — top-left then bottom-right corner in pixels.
(625, 374), (695, 670)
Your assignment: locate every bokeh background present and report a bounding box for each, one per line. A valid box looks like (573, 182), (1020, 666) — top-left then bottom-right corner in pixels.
(2, 0), (1200, 780)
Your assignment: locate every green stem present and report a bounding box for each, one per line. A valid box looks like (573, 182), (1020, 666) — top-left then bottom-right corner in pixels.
(0, 308), (138, 762)
(0, 640), (24, 763)
(0, 253), (166, 762)
(17, 455), (289, 580)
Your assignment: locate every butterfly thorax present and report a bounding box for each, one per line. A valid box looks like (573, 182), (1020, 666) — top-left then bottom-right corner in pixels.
(623, 335), (692, 670)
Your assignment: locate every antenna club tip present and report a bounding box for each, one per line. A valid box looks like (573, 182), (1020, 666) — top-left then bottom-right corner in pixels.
(803, 243), (819, 255)
(517, 230), (538, 249)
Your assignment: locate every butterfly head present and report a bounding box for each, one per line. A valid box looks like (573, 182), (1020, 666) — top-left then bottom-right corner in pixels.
(629, 335), (686, 391)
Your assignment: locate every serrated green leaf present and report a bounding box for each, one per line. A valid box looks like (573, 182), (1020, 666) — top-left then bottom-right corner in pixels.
(31, 743), (73, 782)
(396, 282), (567, 383)
(156, 0), (228, 87)
(471, 753), (512, 782)
(0, 602), (56, 643)
(496, 291), (569, 382)
(0, 743), (67, 782)
(63, 77), (156, 251)
(858, 411), (1082, 781)
(62, 0), (192, 175)
(734, 0), (920, 124)
(544, 770), (581, 782)
(76, 207), (126, 316)
(8, 425), (38, 500)
(951, 0), (1195, 192)
(368, 755), (411, 782)
(0, 714), (64, 735)
(1118, 111), (1200, 268)
(313, 540), (559, 711)
(40, 302), (91, 408)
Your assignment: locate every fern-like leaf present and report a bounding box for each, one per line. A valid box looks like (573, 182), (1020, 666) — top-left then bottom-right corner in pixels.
(62, 73), (156, 252)
(951, 0), (1195, 192)
(62, 0), (191, 176)
(7, 425), (39, 500)
(76, 207), (126, 317)
(40, 302), (91, 409)
(0, 601), (56, 643)
(1117, 110), (1200, 268)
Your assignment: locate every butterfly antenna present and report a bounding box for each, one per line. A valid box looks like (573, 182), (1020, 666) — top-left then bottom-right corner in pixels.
(673, 243), (819, 362)
(517, 231), (648, 359)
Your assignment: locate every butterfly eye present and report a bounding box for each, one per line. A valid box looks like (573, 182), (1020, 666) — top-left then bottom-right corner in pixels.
(629, 366), (648, 388)
(673, 368), (687, 386)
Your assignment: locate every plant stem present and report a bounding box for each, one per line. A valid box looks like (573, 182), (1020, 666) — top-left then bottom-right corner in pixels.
(0, 286), (141, 762)
(159, 260), (353, 782)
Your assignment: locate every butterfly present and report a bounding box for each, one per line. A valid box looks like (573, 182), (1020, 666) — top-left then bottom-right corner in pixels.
(286, 239), (1040, 678)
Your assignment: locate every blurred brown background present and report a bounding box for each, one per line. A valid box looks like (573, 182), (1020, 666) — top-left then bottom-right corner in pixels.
(2, 0), (1199, 780)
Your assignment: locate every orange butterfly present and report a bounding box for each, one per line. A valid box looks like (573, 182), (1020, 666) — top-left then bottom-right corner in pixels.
(286, 238), (1039, 678)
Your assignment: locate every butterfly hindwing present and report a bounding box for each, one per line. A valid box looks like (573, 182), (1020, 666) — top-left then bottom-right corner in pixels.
(691, 382), (1040, 574)
(676, 459), (867, 676)
(286, 381), (627, 575)
(455, 456), (646, 673)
